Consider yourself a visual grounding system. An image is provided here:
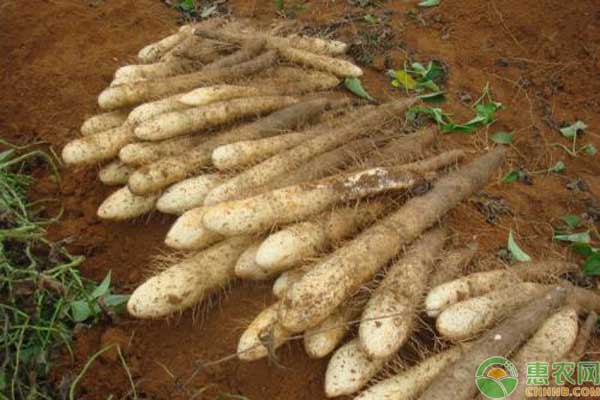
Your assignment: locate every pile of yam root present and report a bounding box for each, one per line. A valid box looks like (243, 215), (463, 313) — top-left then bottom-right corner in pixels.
(62, 18), (600, 399)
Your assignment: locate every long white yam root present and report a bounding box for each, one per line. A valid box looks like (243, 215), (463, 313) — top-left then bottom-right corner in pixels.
(436, 283), (547, 341)
(237, 302), (292, 361)
(179, 85), (262, 107)
(81, 111), (129, 136)
(364, 126), (437, 166)
(566, 311), (597, 362)
(135, 96), (298, 141)
(277, 46), (362, 77)
(256, 203), (386, 276)
(428, 243), (478, 289)
(212, 132), (314, 170)
(97, 186), (158, 220)
(98, 160), (135, 186)
(99, 50), (277, 110)
(279, 148), (505, 333)
(127, 98), (337, 195)
(113, 59), (204, 85)
(202, 167), (426, 236)
(127, 236), (252, 318)
(119, 135), (206, 166)
(359, 227), (446, 359)
(203, 149), (463, 236)
(179, 68), (341, 106)
(510, 307), (579, 400)
(165, 36), (226, 62)
(355, 346), (465, 400)
(126, 93), (192, 126)
(62, 124), (134, 165)
(164, 207), (223, 250)
(204, 100), (415, 205)
(425, 260), (577, 318)
(304, 302), (360, 359)
(194, 27), (348, 56)
(417, 286), (568, 400)
(325, 339), (388, 397)
(137, 25), (194, 64)
(156, 174), (224, 215)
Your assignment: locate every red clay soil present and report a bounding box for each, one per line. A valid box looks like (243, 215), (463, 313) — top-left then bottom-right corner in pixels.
(1, 0), (600, 399)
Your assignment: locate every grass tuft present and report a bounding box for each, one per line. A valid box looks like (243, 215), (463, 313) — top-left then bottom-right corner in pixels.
(0, 141), (127, 399)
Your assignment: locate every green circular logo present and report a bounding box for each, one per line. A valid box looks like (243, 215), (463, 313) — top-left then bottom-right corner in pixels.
(475, 356), (519, 399)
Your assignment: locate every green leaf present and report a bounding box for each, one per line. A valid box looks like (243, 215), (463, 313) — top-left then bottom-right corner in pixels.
(388, 70), (417, 90)
(441, 123), (477, 134)
(490, 131), (513, 144)
(582, 143), (597, 156)
(344, 77), (375, 101)
(274, 0), (284, 11)
(583, 253), (600, 276)
(416, 91), (445, 102)
(102, 294), (130, 308)
(561, 214), (581, 230)
(503, 169), (521, 183)
(554, 231), (591, 244)
(571, 242), (596, 257)
(508, 230), (532, 262)
(418, 0), (441, 7)
(178, 0), (195, 12)
(363, 14), (380, 24)
(467, 102), (502, 126)
(92, 271), (112, 298)
(70, 300), (93, 322)
(560, 121), (587, 139)
(549, 161), (566, 174)
(200, 4), (217, 18)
